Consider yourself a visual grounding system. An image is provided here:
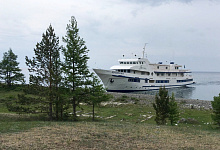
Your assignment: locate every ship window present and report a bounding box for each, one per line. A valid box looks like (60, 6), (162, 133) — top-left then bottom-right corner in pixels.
(149, 80), (154, 83)
(127, 70), (130, 73)
(151, 72), (153, 76)
(130, 62), (132, 64)
(157, 66), (159, 69)
(168, 73), (171, 76)
(123, 62), (126, 64)
(166, 67), (168, 69)
(133, 62), (136, 64)
(128, 78), (140, 82)
(157, 73), (159, 76)
(156, 80), (169, 83)
(120, 62), (123, 64)
(134, 71), (135, 74)
(141, 72), (145, 75)
(127, 62), (129, 64)
(177, 79), (193, 83)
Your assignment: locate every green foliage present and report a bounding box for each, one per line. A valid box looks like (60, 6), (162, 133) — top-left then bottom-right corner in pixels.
(6, 94), (48, 114)
(25, 24), (61, 87)
(87, 75), (111, 121)
(25, 25), (62, 120)
(0, 48), (25, 86)
(168, 93), (179, 125)
(62, 16), (91, 119)
(62, 16), (91, 89)
(153, 87), (170, 125)
(211, 93), (220, 126)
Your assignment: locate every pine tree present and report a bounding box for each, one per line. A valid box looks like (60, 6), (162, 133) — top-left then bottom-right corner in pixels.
(211, 93), (220, 127)
(25, 25), (61, 120)
(88, 75), (111, 121)
(52, 43), (63, 120)
(62, 16), (91, 120)
(153, 87), (170, 125)
(168, 93), (179, 126)
(0, 48), (25, 86)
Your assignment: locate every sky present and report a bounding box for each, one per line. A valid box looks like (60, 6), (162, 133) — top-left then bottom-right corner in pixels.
(1, 0), (220, 82)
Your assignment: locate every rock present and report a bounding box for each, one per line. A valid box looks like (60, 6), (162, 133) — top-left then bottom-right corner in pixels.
(107, 92), (212, 110)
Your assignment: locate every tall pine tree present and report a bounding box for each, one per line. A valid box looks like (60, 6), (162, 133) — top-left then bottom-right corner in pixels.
(62, 16), (91, 119)
(0, 48), (25, 86)
(25, 25), (61, 120)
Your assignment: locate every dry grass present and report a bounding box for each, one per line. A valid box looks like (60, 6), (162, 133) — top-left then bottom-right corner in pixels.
(0, 122), (219, 150)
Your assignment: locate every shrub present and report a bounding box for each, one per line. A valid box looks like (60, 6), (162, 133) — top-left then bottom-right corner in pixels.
(153, 87), (169, 125)
(211, 93), (220, 127)
(168, 93), (179, 125)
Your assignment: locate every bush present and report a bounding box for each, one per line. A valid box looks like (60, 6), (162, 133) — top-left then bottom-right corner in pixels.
(211, 93), (220, 127)
(153, 87), (170, 125)
(168, 93), (179, 125)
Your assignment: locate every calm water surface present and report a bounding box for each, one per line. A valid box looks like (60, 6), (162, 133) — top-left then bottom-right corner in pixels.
(134, 72), (220, 101)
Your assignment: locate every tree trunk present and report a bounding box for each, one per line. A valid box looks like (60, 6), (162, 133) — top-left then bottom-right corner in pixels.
(49, 48), (53, 121)
(72, 53), (77, 120)
(72, 96), (77, 120)
(92, 102), (95, 121)
(60, 102), (63, 120)
(56, 101), (59, 120)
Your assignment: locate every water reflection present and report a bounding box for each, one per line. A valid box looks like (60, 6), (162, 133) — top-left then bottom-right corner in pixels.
(133, 86), (195, 99)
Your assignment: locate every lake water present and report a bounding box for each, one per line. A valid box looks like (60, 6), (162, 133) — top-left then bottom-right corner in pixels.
(135, 72), (220, 101)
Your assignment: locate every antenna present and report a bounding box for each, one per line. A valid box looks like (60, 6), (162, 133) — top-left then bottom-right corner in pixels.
(143, 43), (148, 58)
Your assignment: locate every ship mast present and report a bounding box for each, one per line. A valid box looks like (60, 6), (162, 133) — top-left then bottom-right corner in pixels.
(143, 43), (148, 58)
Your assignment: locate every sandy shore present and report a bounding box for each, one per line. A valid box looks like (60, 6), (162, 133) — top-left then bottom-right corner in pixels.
(108, 92), (213, 110)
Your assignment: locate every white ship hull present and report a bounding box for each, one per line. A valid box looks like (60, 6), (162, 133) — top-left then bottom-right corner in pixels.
(93, 68), (194, 92)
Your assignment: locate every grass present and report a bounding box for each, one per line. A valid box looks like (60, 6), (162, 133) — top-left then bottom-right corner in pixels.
(0, 87), (219, 149)
(0, 121), (219, 149)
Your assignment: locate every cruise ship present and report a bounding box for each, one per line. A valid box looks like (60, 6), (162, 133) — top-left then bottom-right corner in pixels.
(93, 50), (194, 92)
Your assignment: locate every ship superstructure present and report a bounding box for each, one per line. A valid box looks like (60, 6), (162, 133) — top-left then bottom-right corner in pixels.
(93, 47), (194, 92)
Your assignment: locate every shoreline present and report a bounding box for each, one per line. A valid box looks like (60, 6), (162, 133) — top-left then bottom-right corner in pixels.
(107, 92), (213, 110)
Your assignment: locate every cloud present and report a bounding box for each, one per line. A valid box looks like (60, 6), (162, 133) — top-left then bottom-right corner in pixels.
(126, 0), (193, 6)
(0, 0), (220, 72)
